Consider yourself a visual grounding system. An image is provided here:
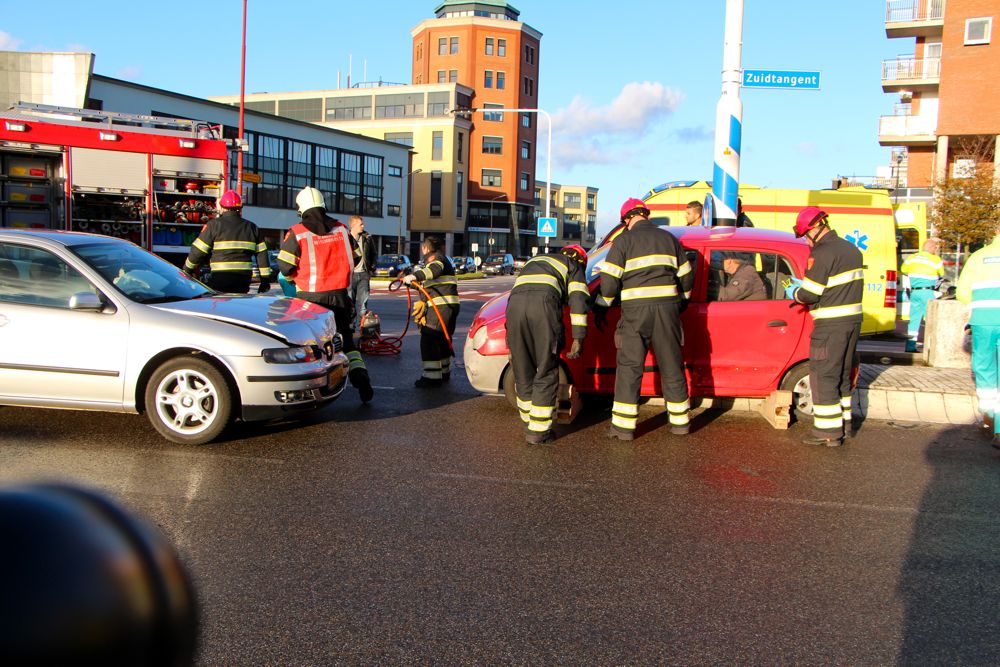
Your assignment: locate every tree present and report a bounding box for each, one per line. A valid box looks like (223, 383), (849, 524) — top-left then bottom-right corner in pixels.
(929, 137), (1000, 252)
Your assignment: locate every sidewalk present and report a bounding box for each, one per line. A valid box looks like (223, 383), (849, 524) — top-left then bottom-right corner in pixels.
(854, 363), (977, 425)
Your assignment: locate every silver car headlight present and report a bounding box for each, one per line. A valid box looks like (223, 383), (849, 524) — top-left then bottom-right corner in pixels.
(471, 325), (488, 351)
(262, 346), (319, 364)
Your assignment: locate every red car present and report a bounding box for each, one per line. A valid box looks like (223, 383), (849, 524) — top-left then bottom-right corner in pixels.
(464, 225), (846, 417)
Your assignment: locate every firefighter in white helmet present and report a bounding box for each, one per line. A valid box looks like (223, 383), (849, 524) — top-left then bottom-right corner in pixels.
(277, 187), (374, 403)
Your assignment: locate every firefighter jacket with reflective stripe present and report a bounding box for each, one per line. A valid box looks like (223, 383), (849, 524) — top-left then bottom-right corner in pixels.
(957, 235), (1000, 326)
(901, 250), (944, 288)
(184, 210), (270, 276)
(412, 251), (459, 312)
(793, 229), (864, 324)
(596, 219), (694, 309)
(512, 253), (590, 339)
(277, 209), (355, 293)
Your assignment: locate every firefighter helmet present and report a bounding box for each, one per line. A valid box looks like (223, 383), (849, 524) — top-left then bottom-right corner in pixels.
(295, 187), (326, 215)
(218, 190), (242, 209)
(793, 206), (828, 238)
(619, 197), (649, 222)
(560, 244), (588, 266)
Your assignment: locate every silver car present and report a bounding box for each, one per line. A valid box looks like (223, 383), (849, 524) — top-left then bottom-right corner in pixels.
(0, 230), (349, 445)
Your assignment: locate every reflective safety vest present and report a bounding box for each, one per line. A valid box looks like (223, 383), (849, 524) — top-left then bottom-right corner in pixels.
(901, 250), (944, 288)
(956, 236), (1000, 326)
(289, 222), (353, 293)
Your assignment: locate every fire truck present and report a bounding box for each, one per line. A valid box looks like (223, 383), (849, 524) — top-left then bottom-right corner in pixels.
(0, 103), (229, 264)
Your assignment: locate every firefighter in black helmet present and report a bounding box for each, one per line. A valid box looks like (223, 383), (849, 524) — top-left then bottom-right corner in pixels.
(184, 189), (271, 294)
(506, 244), (590, 444)
(595, 198), (695, 441)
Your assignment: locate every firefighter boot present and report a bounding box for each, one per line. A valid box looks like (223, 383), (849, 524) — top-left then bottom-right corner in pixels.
(350, 368), (374, 403)
(414, 376), (443, 389)
(525, 430), (554, 445)
(606, 425), (634, 441)
(801, 435), (844, 447)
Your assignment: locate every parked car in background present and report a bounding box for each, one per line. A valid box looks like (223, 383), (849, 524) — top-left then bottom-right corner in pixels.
(0, 230), (349, 445)
(453, 256), (476, 274)
(373, 254), (413, 278)
(513, 256), (530, 272)
(251, 249), (279, 283)
(482, 253), (515, 276)
(465, 226), (858, 419)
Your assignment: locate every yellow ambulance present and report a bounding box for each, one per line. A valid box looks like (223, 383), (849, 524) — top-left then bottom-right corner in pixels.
(642, 181), (900, 335)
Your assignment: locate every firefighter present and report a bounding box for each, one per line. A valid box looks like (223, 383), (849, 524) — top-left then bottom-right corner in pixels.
(402, 236), (459, 388)
(277, 187), (374, 403)
(184, 190), (271, 294)
(901, 238), (944, 352)
(506, 244), (590, 444)
(955, 226), (1000, 446)
(595, 198), (695, 441)
(786, 206), (864, 446)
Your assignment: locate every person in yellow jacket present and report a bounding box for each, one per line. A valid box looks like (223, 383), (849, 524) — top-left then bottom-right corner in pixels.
(901, 238), (944, 352)
(956, 231), (1000, 446)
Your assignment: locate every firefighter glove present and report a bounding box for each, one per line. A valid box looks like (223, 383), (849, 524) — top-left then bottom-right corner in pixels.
(257, 281), (271, 294)
(783, 277), (802, 300)
(567, 338), (584, 360)
(592, 305), (609, 332)
(402, 273), (417, 285)
(411, 300), (427, 327)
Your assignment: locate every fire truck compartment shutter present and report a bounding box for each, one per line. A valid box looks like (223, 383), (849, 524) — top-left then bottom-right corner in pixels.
(71, 147), (146, 194)
(151, 155), (225, 180)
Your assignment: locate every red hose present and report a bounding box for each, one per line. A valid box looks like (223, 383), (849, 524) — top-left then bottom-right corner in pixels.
(357, 278), (454, 356)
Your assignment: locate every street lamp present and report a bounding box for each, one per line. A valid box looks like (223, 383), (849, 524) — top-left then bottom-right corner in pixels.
(450, 106), (552, 252)
(398, 168), (421, 255)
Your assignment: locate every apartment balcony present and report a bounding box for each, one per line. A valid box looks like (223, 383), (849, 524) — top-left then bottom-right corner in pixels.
(882, 57), (940, 91)
(885, 0), (944, 38)
(878, 114), (937, 146)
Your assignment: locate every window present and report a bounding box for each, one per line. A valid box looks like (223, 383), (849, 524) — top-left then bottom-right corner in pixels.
(0, 244), (96, 308)
(564, 193), (581, 209)
(450, 37), (459, 54)
(339, 151), (362, 215)
(524, 45), (535, 64)
(485, 37), (494, 55)
(325, 96), (372, 120)
(484, 70), (493, 88)
(363, 155), (384, 217)
(257, 134), (285, 208)
(482, 169), (502, 187)
(520, 172), (530, 191)
(277, 98), (322, 122)
(520, 140), (530, 160)
(456, 171), (464, 218)
(375, 92), (423, 118)
(521, 113), (531, 128)
(498, 38), (506, 57)
(430, 172), (442, 216)
(457, 132), (464, 163)
(449, 69), (458, 82)
(523, 77), (534, 96)
(897, 228), (920, 254)
(432, 131), (443, 161)
(388, 204), (401, 216)
(287, 141), (313, 205)
(482, 136), (503, 154)
(483, 103), (504, 121)
(315, 146), (337, 210)
(587, 194), (596, 211)
(437, 70), (446, 83)
(439, 37), (447, 55)
(707, 250), (793, 301)
(384, 132), (414, 147)
(388, 165), (403, 177)
(427, 91), (450, 116)
(965, 17), (992, 45)
(496, 72), (505, 90)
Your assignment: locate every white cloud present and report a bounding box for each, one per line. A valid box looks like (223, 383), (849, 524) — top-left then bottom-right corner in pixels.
(676, 126), (714, 143)
(0, 31), (23, 50)
(551, 81), (685, 138)
(117, 65), (143, 80)
(551, 140), (618, 169)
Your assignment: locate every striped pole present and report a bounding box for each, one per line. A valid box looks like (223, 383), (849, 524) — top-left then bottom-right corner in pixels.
(711, 0), (744, 226)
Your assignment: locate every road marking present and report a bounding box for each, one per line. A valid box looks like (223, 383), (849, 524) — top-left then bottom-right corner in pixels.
(429, 471), (594, 490)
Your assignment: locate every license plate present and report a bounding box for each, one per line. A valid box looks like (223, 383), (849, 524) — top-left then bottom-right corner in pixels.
(328, 366), (345, 388)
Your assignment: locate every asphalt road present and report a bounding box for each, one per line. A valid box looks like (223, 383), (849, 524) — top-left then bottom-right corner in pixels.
(3, 275), (1000, 665)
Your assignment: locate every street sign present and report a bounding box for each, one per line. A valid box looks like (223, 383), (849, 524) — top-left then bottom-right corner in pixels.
(531, 246), (538, 256)
(242, 172), (262, 184)
(742, 69), (820, 90)
(471, 242), (479, 252)
(537, 217), (557, 238)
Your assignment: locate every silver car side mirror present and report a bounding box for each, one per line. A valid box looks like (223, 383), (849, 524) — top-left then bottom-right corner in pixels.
(69, 291), (104, 311)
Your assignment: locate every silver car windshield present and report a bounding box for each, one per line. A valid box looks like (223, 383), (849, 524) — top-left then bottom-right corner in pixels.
(72, 242), (211, 304)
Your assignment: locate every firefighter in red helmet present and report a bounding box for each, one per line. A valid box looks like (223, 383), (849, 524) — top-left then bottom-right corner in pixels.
(277, 187), (374, 403)
(505, 244), (590, 444)
(184, 189), (271, 294)
(786, 206), (864, 446)
(595, 198), (695, 441)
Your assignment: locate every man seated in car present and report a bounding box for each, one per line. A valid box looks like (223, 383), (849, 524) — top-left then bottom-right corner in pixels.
(718, 252), (767, 301)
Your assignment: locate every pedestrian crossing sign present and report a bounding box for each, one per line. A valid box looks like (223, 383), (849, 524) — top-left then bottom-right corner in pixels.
(537, 217), (557, 238)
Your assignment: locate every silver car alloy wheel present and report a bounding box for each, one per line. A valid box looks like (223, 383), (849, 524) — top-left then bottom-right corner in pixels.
(791, 374), (813, 416)
(154, 369), (220, 436)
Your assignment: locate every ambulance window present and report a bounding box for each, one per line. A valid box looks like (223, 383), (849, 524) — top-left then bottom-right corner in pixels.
(897, 228), (919, 253)
(649, 215), (671, 226)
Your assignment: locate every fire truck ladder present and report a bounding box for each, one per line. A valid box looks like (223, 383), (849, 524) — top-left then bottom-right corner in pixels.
(8, 102), (222, 139)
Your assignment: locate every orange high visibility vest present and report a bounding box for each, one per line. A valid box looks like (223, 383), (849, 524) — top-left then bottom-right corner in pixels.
(290, 221), (354, 292)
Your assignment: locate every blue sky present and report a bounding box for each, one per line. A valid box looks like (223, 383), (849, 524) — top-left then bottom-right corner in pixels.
(1, 1), (905, 235)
